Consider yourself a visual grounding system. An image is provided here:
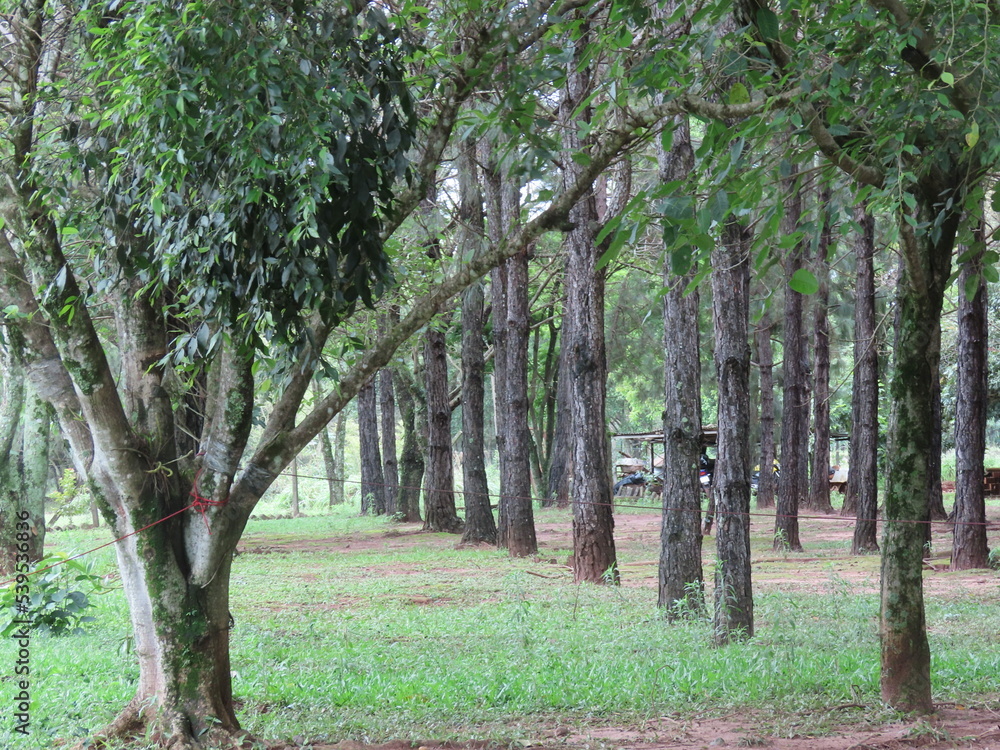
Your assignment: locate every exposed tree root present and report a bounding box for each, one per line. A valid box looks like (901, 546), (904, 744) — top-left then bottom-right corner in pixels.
(80, 699), (255, 750)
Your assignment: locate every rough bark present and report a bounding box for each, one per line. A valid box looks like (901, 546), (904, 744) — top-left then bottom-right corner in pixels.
(807, 186), (835, 514)
(395, 366), (424, 523)
(563, 19), (616, 584)
(926, 379), (947, 523)
(712, 219), (754, 643)
(848, 205), (880, 554)
(657, 114), (704, 614)
(457, 142), (497, 545)
(379, 365), (399, 516)
(423, 327), (463, 533)
(483, 141), (536, 555)
(546, 340), (573, 508)
(754, 311), (777, 510)
(880, 186), (960, 714)
(774, 167), (808, 552)
(951, 225), (990, 570)
(358, 377), (385, 515)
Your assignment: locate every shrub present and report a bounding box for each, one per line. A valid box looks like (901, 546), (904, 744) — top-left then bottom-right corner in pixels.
(1, 553), (109, 636)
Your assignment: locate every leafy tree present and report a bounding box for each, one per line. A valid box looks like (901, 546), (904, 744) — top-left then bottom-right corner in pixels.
(734, 0), (1000, 712)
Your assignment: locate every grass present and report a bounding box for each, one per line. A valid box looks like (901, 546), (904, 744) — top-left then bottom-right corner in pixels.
(1, 504), (999, 748)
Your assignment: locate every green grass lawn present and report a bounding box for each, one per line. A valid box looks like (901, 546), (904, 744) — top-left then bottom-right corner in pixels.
(1, 504), (998, 748)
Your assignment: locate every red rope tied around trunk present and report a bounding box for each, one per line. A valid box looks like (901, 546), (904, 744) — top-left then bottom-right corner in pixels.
(189, 465), (228, 535)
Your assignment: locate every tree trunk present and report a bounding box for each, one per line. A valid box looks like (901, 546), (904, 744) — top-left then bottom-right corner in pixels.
(563, 19), (616, 583)
(657, 114), (704, 614)
(314, 381), (340, 508)
(774, 168), (808, 552)
(458, 141), (497, 545)
(755, 311), (777, 510)
(546, 340), (573, 508)
(423, 327), (463, 533)
(358, 377), (385, 515)
(101, 531), (242, 748)
(379, 365), (399, 516)
(395, 366), (424, 523)
(483, 142), (536, 555)
(880, 186), (960, 714)
(290, 456), (300, 517)
(848, 204), (879, 554)
(807, 185), (835, 514)
(926, 378), (947, 523)
(0, 350), (49, 572)
(951, 223), (990, 569)
(712, 218), (754, 643)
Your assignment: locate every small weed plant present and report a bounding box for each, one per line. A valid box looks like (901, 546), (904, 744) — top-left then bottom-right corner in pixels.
(1, 553), (109, 636)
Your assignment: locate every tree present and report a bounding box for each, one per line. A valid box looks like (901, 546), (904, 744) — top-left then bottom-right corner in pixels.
(951, 221), (990, 569)
(395, 362), (425, 524)
(457, 142), (498, 545)
(774, 164), (809, 552)
(379, 361), (399, 516)
(848, 205), (880, 555)
(0, 343), (50, 573)
(754, 310), (778, 510)
(484, 142), (536, 555)
(313, 381), (344, 507)
(711, 218), (755, 643)
(1, 1), (798, 741)
(423, 323), (463, 532)
(658, 112), (705, 614)
(358, 377), (386, 515)
(807, 181), (835, 514)
(562, 18), (617, 584)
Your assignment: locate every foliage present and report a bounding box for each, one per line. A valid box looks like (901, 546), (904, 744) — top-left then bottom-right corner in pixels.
(82, 0), (417, 354)
(0, 553), (108, 636)
(46, 468), (92, 519)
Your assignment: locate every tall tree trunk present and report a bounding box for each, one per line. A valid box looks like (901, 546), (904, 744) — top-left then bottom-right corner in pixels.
(423, 327), (463, 532)
(951, 222), (990, 569)
(880, 185), (960, 714)
(534, 302), (561, 506)
(358, 377), (385, 515)
(657, 114), (704, 614)
(848, 204), (879, 553)
(379, 365), (399, 516)
(563, 19), (616, 583)
(395, 366), (424, 523)
(546, 340), (572, 508)
(807, 184), (835, 513)
(712, 218), (754, 643)
(483, 142), (536, 555)
(314, 381), (340, 508)
(775, 167), (808, 552)
(926, 379), (947, 523)
(0, 349), (49, 572)
(457, 143), (497, 545)
(755, 311), (777, 510)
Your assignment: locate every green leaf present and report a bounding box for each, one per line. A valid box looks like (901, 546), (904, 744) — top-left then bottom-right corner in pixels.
(728, 82), (750, 105)
(789, 268), (820, 295)
(756, 8), (780, 41)
(965, 120), (979, 148)
(940, 71), (954, 85)
(964, 273), (982, 301)
(706, 190), (730, 224)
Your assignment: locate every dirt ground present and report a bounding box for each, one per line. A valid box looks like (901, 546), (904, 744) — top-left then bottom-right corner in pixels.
(245, 507), (1000, 750)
